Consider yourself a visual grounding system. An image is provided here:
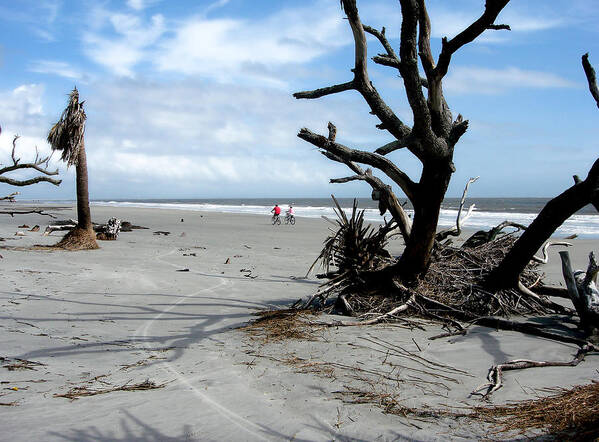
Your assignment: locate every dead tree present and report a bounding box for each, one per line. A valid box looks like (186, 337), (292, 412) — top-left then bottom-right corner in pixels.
(294, 0), (511, 281)
(0, 135), (61, 189)
(488, 53), (599, 289)
(47, 88), (98, 250)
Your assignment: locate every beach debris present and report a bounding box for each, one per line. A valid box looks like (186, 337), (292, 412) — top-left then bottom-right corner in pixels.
(473, 380), (599, 439)
(1, 357), (46, 371)
(180, 232), (186, 237)
(224, 258), (230, 264)
(120, 355), (167, 370)
(564, 233), (578, 240)
(180, 218), (184, 222)
(183, 253), (196, 257)
(43, 219), (77, 236)
(176, 268), (190, 272)
(560, 251), (599, 339)
(18, 224), (29, 228)
(1, 191), (20, 202)
(530, 240), (572, 264)
(29, 225), (40, 232)
(243, 310), (319, 343)
(54, 379), (167, 400)
(0, 401), (18, 406)
(243, 245), (252, 249)
(120, 221), (148, 231)
(45, 219), (144, 237)
(95, 218), (121, 241)
(14, 231), (25, 236)
(472, 344), (595, 399)
(153, 231), (170, 236)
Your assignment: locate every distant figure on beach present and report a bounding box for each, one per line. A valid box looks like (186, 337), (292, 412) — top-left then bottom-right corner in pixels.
(285, 205), (296, 225)
(271, 204), (281, 223)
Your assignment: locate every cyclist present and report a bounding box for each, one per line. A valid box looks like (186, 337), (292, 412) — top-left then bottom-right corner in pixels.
(271, 204), (281, 223)
(284, 205), (296, 225)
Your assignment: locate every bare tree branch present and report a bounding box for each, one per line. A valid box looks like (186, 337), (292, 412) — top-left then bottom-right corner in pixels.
(298, 126), (417, 200)
(435, 0), (510, 80)
(0, 135), (61, 187)
(293, 81), (355, 100)
(0, 191), (19, 202)
(0, 209), (57, 218)
(436, 176), (479, 241)
(399, 0), (432, 139)
(582, 53), (599, 108)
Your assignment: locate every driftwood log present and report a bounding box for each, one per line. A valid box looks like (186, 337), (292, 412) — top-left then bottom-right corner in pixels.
(560, 251), (599, 340)
(44, 218), (142, 239)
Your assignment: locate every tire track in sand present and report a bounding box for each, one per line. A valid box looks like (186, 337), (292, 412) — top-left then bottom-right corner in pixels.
(134, 249), (270, 441)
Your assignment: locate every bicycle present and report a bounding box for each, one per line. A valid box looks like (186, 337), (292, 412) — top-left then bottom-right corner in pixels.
(284, 213), (295, 225)
(272, 214), (281, 225)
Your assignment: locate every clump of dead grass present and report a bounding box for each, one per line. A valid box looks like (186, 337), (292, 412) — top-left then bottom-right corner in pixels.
(242, 309), (320, 343)
(54, 379), (166, 400)
(473, 380), (599, 440)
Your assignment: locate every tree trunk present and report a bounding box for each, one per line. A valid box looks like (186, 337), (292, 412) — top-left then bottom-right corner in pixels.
(398, 162), (452, 279)
(75, 140), (93, 231)
(488, 158), (599, 288)
(55, 139), (98, 250)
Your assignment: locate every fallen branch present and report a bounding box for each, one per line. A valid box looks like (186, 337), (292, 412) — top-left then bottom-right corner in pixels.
(531, 241), (572, 264)
(436, 176), (479, 242)
(314, 294), (415, 327)
(472, 344), (596, 399)
(0, 209), (57, 218)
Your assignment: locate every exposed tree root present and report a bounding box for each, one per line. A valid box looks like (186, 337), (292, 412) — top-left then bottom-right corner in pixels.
(55, 226), (99, 250)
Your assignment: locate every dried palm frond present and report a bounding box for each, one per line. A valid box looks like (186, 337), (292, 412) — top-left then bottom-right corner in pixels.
(47, 88), (86, 167)
(316, 196), (395, 274)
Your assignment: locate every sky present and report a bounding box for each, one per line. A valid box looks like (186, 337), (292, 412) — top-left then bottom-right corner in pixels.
(0, 0), (598, 200)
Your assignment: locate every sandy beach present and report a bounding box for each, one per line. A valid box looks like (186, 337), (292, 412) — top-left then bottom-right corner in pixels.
(1, 204), (598, 441)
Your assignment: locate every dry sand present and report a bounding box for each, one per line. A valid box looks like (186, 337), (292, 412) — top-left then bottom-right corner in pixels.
(1, 204), (598, 441)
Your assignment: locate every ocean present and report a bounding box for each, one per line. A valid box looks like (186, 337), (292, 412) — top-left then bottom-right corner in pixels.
(87, 197), (599, 238)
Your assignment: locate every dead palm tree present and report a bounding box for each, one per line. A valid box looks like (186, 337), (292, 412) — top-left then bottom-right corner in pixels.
(47, 88), (98, 250)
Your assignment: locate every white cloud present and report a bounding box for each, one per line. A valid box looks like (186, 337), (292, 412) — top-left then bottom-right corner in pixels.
(83, 12), (165, 77)
(153, 3), (348, 84)
(444, 66), (577, 94)
(29, 60), (84, 81)
(204, 0), (230, 16)
(0, 84), (46, 132)
(127, 0), (146, 11)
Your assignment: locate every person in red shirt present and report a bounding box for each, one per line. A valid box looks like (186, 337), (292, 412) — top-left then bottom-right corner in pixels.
(271, 204), (281, 222)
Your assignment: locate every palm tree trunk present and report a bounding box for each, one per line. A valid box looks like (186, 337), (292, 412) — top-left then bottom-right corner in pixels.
(75, 139), (93, 231)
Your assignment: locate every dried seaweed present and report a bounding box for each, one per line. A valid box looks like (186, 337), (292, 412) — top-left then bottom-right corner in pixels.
(242, 309), (320, 343)
(54, 379), (166, 400)
(473, 380), (599, 440)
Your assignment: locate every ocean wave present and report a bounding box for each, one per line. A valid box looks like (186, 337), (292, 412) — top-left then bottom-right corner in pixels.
(92, 200), (599, 237)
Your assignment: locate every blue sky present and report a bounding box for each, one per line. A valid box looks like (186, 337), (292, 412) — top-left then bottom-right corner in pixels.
(1, 0), (598, 200)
